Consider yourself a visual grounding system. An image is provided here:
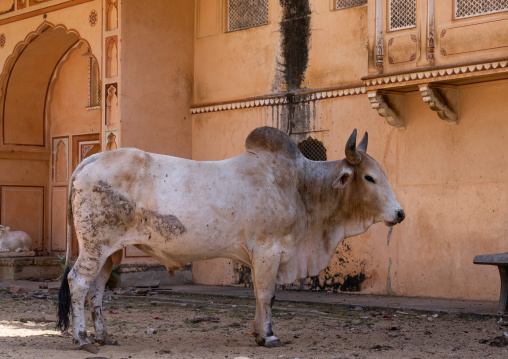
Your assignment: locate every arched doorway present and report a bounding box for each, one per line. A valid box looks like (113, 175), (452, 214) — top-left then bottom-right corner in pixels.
(0, 22), (101, 255)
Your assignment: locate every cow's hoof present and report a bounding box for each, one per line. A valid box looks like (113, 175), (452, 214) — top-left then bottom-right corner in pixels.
(264, 336), (284, 348)
(79, 343), (99, 354)
(255, 334), (284, 347)
(96, 337), (118, 346)
(254, 335), (284, 348)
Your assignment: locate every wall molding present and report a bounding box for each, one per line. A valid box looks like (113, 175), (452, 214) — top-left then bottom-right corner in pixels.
(191, 84), (366, 114)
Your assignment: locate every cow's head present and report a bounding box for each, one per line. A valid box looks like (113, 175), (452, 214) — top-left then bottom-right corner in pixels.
(333, 129), (404, 227)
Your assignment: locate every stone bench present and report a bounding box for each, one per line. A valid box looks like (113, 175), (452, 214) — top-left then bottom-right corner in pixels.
(473, 252), (508, 314)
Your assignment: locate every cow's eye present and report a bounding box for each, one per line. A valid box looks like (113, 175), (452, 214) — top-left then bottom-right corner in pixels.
(364, 175), (376, 184)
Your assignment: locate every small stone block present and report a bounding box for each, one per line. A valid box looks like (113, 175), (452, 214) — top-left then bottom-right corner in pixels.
(10, 285), (24, 293)
(79, 343), (99, 354)
(135, 280), (160, 288)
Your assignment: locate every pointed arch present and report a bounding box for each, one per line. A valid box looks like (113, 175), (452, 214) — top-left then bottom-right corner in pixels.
(0, 21), (99, 147)
(0, 21), (84, 98)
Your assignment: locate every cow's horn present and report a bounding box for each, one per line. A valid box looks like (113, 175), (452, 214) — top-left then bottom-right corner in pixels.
(357, 132), (368, 153)
(345, 129), (361, 165)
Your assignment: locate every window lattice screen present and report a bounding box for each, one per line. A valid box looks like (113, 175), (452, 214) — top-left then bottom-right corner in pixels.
(336, 0), (367, 10)
(455, 0), (508, 18)
(389, 0), (416, 30)
(228, 0), (268, 32)
(298, 137), (327, 161)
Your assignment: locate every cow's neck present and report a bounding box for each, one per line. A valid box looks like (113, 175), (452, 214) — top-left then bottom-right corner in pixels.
(298, 158), (375, 254)
(298, 159), (345, 232)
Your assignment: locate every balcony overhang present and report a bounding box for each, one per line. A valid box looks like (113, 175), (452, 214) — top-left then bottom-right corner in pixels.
(362, 57), (508, 129)
(362, 56), (508, 91)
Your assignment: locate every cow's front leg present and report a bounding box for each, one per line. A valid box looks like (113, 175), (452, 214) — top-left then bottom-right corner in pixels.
(252, 251), (283, 348)
(88, 256), (118, 346)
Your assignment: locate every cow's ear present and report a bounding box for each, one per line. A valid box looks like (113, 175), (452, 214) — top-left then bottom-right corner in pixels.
(332, 167), (353, 189)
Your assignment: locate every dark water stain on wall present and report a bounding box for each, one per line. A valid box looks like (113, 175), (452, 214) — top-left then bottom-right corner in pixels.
(277, 100), (312, 139)
(275, 0), (312, 138)
(278, 242), (368, 293)
(278, 268), (367, 293)
(279, 0), (311, 91)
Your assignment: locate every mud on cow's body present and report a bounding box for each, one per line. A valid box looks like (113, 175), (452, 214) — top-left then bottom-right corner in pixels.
(57, 126), (404, 352)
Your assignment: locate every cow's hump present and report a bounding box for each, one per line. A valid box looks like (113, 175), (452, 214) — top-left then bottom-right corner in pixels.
(245, 127), (300, 159)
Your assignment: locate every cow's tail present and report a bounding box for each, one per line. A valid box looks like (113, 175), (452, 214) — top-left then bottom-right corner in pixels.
(57, 153), (101, 333)
(57, 265), (71, 332)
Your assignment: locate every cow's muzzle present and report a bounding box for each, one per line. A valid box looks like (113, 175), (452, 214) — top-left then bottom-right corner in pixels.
(384, 209), (405, 226)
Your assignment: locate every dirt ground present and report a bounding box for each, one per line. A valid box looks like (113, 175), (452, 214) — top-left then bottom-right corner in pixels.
(1, 283), (508, 359)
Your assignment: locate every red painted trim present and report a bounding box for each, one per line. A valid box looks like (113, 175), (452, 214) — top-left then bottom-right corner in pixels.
(0, 0), (95, 26)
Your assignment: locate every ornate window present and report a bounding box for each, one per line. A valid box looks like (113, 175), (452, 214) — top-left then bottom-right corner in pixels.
(298, 137), (327, 161)
(389, 0), (416, 31)
(455, 0), (508, 19)
(227, 0), (268, 32)
(336, 0), (367, 10)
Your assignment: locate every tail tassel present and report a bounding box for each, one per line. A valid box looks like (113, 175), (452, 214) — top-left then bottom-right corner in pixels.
(57, 266), (71, 332)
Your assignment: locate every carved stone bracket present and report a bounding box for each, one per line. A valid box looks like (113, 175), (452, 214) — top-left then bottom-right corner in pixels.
(419, 84), (458, 125)
(367, 90), (406, 130)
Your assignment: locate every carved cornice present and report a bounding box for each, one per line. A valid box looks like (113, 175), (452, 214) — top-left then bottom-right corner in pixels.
(363, 58), (508, 89)
(367, 91), (406, 130)
(419, 84), (458, 125)
(191, 85), (366, 114)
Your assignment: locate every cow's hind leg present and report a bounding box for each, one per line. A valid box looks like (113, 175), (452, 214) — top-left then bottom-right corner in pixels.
(252, 251), (283, 348)
(88, 255), (118, 346)
(68, 255), (108, 353)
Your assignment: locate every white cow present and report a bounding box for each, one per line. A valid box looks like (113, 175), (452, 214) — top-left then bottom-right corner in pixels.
(0, 225), (31, 252)
(57, 127), (404, 352)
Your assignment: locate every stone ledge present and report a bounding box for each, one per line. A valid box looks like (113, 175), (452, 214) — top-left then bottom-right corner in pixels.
(0, 256), (63, 281)
(0, 257), (193, 286)
(112, 263), (192, 288)
(116, 263), (192, 273)
(115, 270), (192, 288)
(0, 256), (61, 266)
(0, 251), (35, 258)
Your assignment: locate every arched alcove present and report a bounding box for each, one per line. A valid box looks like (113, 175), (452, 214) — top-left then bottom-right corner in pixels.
(0, 22), (100, 254)
(107, 0), (118, 30)
(106, 132), (117, 151)
(106, 84), (118, 125)
(47, 40), (101, 136)
(106, 37), (118, 78)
